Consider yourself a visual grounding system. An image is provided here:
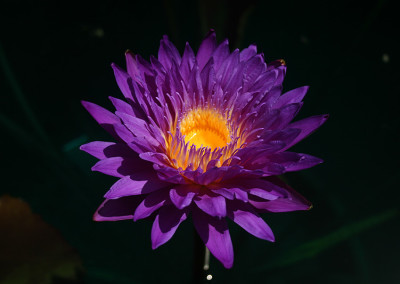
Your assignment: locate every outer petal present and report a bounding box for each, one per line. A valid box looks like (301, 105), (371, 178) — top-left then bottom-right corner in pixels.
(158, 35), (181, 70)
(151, 205), (187, 249)
(169, 185), (198, 209)
(217, 178), (287, 201)
(93, 196), (143, 221)
(111, 63), (134, 102)
(192, 207), (234, 269)
(239, 44), (257, 62)
(284, 114), (329, 149)
(104, 173), (169, 199)
(125, 50), (140, 79)
(274, 86), (309, 109)
(249, 177), (312, 212)
(133, 190), (169, 221)
(91, 156), (149, 177)
(194, 194), (226, 218)
(267, 152), (323, 172)
(81, 101), (121, 140)
(196, 30), (217, 70)
(227, 200), (275, 241)
(80, 141), (134, 159)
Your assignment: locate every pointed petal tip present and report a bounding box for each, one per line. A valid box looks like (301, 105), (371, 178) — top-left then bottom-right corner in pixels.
(151, 242), (160, 250)
(80, 100), (90, 108)
(222, 259), (234, 269)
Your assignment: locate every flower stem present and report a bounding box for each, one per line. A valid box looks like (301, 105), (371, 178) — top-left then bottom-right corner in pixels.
(193, 229), (211, 284)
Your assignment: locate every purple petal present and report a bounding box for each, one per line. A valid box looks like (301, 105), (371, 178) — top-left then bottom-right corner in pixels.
(212, 39), (230, 70)
(92, 156), (149, 178)
(109, 96), (136, 117)
(93, 196), (143, 221)
(80, 141), (134, 159)
(193, 207), (234, 269)
(81, 101), (121, 139)
(151, 205), (187, 249)
(111, 63), (134, 101)
(240, 44), (257, 62)
(169, 185), (198, 209)
(180, 42), (196, 81)
(274, 86), (309, 109)
(195, 167), (224, 185)
(194, 194), (226, 217)
(227, 200), (275, 241)
(139, 152), (171, 166)
(196, 30), (217, 71)
(285, 114), (329, 149)
(218, 178), (286, 201)
(104, 172), (169, 199)
(249, 177), (311, 212)
(115, 112), (148, 135)
(133, 190), (168, 221)
(260, 128), (301, 147)
(269, 103), (303, 130)
(158, 35), (181, 70)
(125, 50), (140, 78)
(242, 54), (266, 92)
(268, 152), (323, 172)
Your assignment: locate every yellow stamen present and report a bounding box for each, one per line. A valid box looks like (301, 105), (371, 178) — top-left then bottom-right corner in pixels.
(180, 108), (231, 149)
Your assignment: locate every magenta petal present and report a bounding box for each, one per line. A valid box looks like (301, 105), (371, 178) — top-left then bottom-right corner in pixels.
(125, 51), (140, 78)
(158, 35), (181, 70)
(196, 30), (217, 70)
(169, 185), (197, 209)
(151, 205), (187, 249)
(268, 152), (323, 171)
(109, 96), (136, 117)
(93, 196), (143, 221)
(219, 178), (286, 201)
(91, 157), (125, 177)
(111, 63), (134, 102)
(105, 173), (168, 199)
(193, 207), (234, 269)
(211, 39), (230, 70)
(92, 156), (148, 177)
(285, 114), (329, 149)
(227, 200), (275, 241)
(249, 177), (311, 212)
(133, 190), (168, 221)
(81, 101), (122, 139)
(239, 44), (257, 62)
(194, 194), (226, 217)
(274, 86), (309, 109)
(80, 141), (133, 159)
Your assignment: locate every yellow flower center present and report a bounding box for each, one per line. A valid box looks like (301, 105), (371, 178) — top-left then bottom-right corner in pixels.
(180, 108), (231, 149)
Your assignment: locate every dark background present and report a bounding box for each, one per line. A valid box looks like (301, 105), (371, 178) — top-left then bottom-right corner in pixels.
(1, 0), (399, 283)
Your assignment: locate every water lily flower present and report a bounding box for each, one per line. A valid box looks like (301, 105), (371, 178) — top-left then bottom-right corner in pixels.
(81, 30), (328, 268)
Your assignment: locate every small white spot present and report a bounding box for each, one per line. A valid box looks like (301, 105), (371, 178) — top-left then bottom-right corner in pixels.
(206, 274), (213, 280)
(382, 53), (390, 63)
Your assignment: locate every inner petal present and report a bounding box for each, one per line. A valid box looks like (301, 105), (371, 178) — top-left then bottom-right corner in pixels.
(180, 108), (231, 149)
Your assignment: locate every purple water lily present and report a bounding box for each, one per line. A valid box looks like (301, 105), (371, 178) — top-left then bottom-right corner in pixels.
(81, 30), (328, 268)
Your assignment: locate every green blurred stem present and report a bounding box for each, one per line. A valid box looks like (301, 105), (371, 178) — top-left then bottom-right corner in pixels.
(254, 208), (398, 271)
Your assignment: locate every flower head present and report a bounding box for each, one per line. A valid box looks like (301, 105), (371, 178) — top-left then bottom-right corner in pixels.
(81, 30), (328, 268)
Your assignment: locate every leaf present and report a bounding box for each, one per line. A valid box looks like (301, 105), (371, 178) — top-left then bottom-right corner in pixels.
(254, 208), (398, 271)
(0, 195), (83, 284)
